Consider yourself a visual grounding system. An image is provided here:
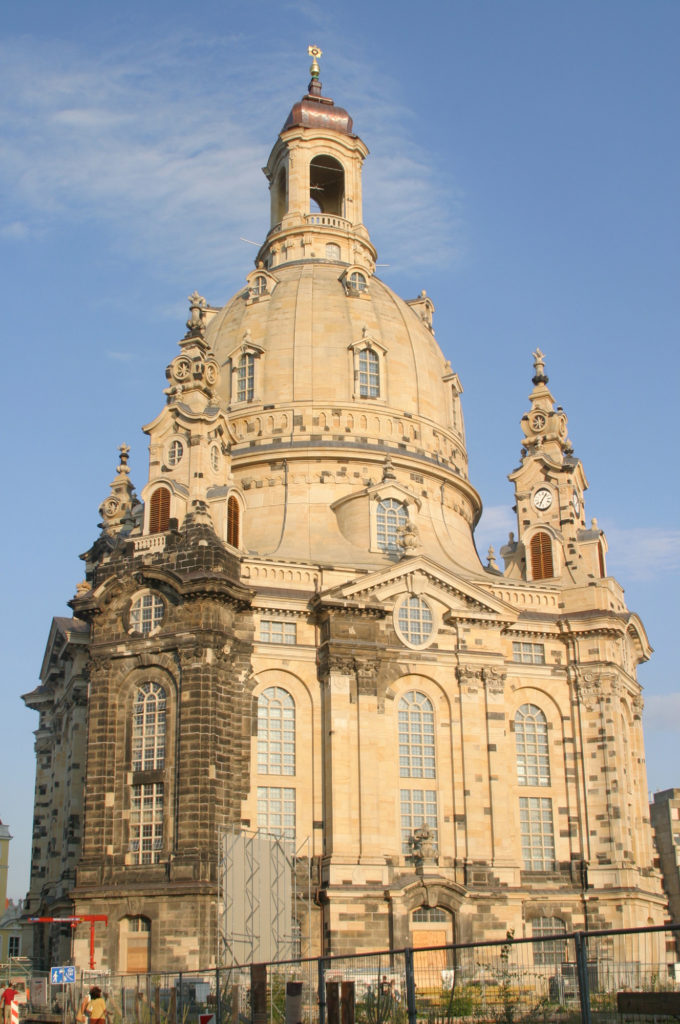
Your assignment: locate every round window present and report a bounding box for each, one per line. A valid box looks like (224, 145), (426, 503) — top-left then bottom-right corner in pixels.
(349, 271), (367, 292)
(167, 439), (184, 467)
(396, 596), (434, 648)
(130, 592), (164, 635)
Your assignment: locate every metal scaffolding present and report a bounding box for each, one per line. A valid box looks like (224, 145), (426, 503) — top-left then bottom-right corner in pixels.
(217, 827), (311, 966)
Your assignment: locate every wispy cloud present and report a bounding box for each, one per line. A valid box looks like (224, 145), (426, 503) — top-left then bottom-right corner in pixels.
(605, 526), (680, 582)
(0, 32), (459, 294)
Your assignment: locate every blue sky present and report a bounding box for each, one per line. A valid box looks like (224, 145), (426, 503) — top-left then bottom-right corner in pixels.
(1, 0), (678, 897)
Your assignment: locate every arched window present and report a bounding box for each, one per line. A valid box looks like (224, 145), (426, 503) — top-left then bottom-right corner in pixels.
(325, 243), (341, 260)
(149, 487), (170, 534)
(227, 495), (240, 547)
(515, 704), (550, 786)
(309, 155), (344, 215)
(376, 498), (407, 552)
(237, 353), (255, 402)
(258, 686), (295, 776)
(399, 692), (435, 778)
(532, 917), (567, 965)
(349, 271), (367, 293)
(130, 683), (166, 866)
(530, 531), (554, 580)
(132, 683), (166, 771)
(359, 348), (380, 397)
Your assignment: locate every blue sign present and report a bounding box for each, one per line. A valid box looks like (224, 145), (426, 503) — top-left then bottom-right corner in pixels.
(50, 967), (76, 984)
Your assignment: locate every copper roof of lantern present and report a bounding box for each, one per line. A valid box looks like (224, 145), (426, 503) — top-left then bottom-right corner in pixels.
(282, 78), (354, 136)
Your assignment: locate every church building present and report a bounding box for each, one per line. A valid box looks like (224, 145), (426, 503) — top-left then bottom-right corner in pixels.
(23, 51), (666, 973)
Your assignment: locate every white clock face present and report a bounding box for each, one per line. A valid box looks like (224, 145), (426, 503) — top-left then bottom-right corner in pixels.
(533, 487), (553, 511)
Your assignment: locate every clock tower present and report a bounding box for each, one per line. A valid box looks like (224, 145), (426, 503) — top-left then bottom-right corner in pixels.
(501, 350), (607, 583)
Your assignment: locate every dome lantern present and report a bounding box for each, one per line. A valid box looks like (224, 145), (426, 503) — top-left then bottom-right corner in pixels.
(258, 48), (376, 273)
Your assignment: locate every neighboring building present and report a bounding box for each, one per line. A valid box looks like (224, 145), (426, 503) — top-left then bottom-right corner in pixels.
(0, 899), (24, 962)
(22, 619), (89, 967)
(23, 54), (667, 973)
(651, 789), (680, 957)
(0, 822), (9, 913)
(0, 821), (25, 964)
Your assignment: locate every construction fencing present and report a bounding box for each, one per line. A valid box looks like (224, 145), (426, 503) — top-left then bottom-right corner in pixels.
(21, 924), (680, 1024)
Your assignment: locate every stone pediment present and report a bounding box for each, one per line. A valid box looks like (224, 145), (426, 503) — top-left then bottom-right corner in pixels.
(318, 555), (518, 624)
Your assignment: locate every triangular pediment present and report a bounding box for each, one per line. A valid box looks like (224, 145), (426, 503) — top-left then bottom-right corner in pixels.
(318, 555), (518, 624)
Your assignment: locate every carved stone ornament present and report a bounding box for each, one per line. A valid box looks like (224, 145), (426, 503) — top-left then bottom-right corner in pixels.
(173, 357), (192, 381)
(632, 695), (644, 717)
(575, 669), (602, 711)
(482, 666), (507, 695)
(397, 520), (422, 556)
(407, 824), (438, 874)
(328, 655), (357, 676)
(456, 666), (482, 686)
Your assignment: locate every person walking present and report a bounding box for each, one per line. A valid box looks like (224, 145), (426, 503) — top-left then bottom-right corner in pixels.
(85, 988), (108, 1024)
(1, 985), (18, 1024)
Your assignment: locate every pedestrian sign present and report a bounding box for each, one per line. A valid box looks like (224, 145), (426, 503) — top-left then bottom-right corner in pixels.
(50, 967), (76, 984)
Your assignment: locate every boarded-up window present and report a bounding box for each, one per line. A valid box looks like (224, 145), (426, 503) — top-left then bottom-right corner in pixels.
(122, 916), (150, 974)
(149, 487), (170, 534)
(227, 495), (240, 547)
(530, 531), (553, 580)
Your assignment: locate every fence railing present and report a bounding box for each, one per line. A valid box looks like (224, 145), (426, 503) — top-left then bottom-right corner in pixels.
(19, 924), (680, 1024)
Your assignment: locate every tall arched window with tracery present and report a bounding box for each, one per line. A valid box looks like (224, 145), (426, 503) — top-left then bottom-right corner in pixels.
(515, 704), (550, 786)
(129, 682), (166, 865)
(258, 686), (295, 776)
(257, 686), (296, 843)
(399, 690), (438, 855)
(399, 691), (435, 778)
(149, 487), (170, 534)
(377, 499), (407, 553)
(515, 703), (555, 870)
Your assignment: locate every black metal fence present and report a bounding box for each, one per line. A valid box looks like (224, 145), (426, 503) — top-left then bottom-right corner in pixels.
(22, 924), (680, 1024)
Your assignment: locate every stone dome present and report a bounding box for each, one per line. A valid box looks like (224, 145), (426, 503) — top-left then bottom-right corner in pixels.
(203, 260), (484, 573)
(209, 262), (453, 425)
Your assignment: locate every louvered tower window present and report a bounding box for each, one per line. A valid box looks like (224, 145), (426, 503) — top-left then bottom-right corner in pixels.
(227, 495), (240, 547)
(149, 487), (170, 534)
(530, 531), (554, 580)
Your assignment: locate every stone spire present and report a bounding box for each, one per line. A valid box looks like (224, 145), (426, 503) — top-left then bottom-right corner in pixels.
(98, 444), (139, 535)
(519, 349), (573, 461)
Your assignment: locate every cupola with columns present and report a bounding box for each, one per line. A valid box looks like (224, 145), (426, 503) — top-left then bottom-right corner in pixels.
(258, 46), (376, 273)
(501, 350), (608, 584)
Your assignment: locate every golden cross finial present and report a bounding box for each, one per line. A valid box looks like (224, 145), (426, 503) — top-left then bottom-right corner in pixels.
(308, 45), (322, 79)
